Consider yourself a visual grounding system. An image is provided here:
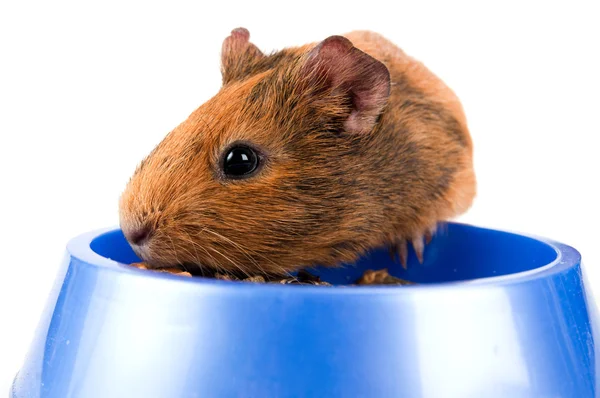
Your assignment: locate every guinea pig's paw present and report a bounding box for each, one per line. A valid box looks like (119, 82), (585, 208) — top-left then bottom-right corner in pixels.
(390, 225), (437, 268)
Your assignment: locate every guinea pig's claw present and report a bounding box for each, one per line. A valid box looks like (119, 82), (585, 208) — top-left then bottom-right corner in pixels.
(389, 240), (409, 269)
(414, 224), (439, 263)
(412, 235), (425, 264)
(424, 229), (433, 245)
(391, 225), (438, 268)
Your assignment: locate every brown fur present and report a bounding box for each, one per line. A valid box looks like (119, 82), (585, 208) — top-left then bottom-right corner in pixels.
(119, 28), (476, 276)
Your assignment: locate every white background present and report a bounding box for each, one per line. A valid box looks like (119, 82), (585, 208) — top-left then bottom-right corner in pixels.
(1, 0), (598, 394)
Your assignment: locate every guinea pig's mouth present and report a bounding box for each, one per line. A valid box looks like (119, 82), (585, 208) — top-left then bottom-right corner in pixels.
(145, 261), (254, 279)
(127, 243), (180, 271)
(136, 257), (206, 276)
(176, 262), (219, 277)
(129, 245), (228, 277)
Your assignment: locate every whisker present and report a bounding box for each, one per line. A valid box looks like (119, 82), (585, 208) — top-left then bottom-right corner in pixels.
(167, 235), (182, 266)
(201, 227), (278, 275)
(207, 246), (249, 277)
(178, 232), (221, 274)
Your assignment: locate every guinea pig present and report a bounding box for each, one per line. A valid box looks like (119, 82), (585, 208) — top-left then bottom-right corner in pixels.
(119, 28), (476, 277)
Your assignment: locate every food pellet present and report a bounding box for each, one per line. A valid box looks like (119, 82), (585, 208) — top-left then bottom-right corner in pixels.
(355, 268), (414, 285)
(128, 262), (412, 285)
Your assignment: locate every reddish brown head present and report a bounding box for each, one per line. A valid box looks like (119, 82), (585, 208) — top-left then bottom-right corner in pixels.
(119, 28), (392, 276)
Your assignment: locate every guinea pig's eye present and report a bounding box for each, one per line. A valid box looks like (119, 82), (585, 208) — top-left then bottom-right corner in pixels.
(223, 145), (259, 177)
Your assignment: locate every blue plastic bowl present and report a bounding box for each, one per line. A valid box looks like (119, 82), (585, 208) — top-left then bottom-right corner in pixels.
(12, 223), (600, 397)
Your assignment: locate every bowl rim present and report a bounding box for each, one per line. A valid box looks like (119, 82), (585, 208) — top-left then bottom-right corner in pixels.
(66, 222), (581, 294)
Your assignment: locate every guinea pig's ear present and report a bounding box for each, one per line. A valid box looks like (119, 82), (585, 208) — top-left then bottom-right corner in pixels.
(302, 36), (391, 134)
(221, 28), (266, 85)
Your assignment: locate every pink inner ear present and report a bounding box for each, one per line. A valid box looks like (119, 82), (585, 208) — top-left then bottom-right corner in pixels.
(231, 27), (250, 42)
(344, 111), (362, 134)
(305, 36), (391, 134)
(222, 27), (264, 62)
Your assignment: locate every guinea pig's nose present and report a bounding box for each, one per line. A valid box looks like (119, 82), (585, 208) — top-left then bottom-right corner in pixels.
(126, 225), (152, 246)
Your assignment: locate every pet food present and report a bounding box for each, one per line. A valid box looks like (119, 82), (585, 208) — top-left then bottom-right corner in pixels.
(129, 263), (412, 285)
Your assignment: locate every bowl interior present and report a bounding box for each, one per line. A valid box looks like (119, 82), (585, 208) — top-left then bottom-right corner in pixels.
(90, 223), (558, 285)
